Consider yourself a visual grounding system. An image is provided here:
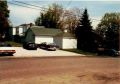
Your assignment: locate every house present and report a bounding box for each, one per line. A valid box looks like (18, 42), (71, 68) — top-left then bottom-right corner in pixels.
(9, 23), (34, 42)
(54, 30), (77, 49)
(24, 26), (77, 49)
(24, 26), (62, 43)
(11, 23), (33, 36)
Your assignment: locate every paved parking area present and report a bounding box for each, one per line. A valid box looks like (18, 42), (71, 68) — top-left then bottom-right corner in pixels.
(13, 47), (85, 57)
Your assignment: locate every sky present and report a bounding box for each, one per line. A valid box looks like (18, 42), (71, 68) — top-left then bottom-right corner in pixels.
(7, 0), (120, 28)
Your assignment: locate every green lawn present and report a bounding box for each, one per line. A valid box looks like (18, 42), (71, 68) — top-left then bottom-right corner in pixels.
(6, 41), (22, 47)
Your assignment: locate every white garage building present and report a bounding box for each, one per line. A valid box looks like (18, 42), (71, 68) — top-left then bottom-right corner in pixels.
(24, 26), (77, 49)
(54, 30), (77, 49)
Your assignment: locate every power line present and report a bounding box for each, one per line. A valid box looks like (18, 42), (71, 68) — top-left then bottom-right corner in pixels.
(8, 2), (46, 11)
(8, 2), (43, 11)
(11, 1), (58, 12)
(13, 0), (48, 10)
(8, 1), (101, 21)
(8, 1), (48, 12)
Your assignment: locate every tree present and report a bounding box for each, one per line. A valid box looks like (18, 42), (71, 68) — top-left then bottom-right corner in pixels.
(35, 3), (63, 28)
(75, 8), (96, 52)
(35, 17), (41, 26)
(0, 0), (9, 41)
(58, 8), (81, 33)
(96, 13), (120, 50)
(35, 3), (81, 33)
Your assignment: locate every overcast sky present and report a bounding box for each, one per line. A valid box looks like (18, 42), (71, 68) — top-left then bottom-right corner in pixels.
(8, 0), (120, 28)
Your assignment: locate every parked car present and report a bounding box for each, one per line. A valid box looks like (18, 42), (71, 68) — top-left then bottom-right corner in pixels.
(0, 42), (16, 55)
(97, 48), (119, 57)
(38, 42), (58, 51)
(37, 42), (47, 49)
(105, 49), (119, 56)
(23, 42), (37, 50)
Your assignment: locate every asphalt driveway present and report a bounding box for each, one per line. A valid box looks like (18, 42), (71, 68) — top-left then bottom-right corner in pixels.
(13, 47), (85, 57)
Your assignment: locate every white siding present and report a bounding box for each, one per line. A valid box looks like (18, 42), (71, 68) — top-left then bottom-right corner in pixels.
(19, 27), (23, 36)
(62, 38), (77, 49)
(12, 28), (16, 35)
(35, 36), (53, 44)
(12, 27), (24, 36)
(54, 37), (62, 49)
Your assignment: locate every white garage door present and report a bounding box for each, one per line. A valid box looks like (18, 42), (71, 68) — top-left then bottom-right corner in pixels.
(63, 38), (77, 49)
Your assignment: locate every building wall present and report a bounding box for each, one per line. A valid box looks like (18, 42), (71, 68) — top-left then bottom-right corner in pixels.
(12, 26), (28, 36)
(54, 37), (62, 49)
(18, 26), (28, 36)
(12, 27), (16, 35)
(35, 36), (53, 44)
(62, 38), (77, 49)
(19, 27), (24, 36)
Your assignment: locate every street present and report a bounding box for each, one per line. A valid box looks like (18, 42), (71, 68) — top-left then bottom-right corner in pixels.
(0, 56), (120, 84)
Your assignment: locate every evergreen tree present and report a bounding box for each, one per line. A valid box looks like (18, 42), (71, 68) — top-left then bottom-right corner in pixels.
(75, 8), (96, 52)
(35, 17), (41, 26)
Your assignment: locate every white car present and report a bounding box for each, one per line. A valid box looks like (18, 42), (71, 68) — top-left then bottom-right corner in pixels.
(0, 42), (16, 56)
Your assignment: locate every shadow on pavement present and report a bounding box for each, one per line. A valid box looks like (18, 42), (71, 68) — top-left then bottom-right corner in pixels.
(0, 54), (13, 57)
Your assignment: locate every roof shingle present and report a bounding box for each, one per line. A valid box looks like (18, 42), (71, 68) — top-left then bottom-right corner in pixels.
(30, 26), (62, 36)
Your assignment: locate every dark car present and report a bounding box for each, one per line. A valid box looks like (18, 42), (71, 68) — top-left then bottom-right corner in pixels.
(38, 42), (58, 51)
(105, 49), (119, 56)
(23, 42), (37, 50)
(97, 48), (119, 57)
(38, 42), (47, 49)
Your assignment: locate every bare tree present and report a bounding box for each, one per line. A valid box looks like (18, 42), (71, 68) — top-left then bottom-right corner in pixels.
(35, 3), (81, 33)
(58, 8), (81, 33)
